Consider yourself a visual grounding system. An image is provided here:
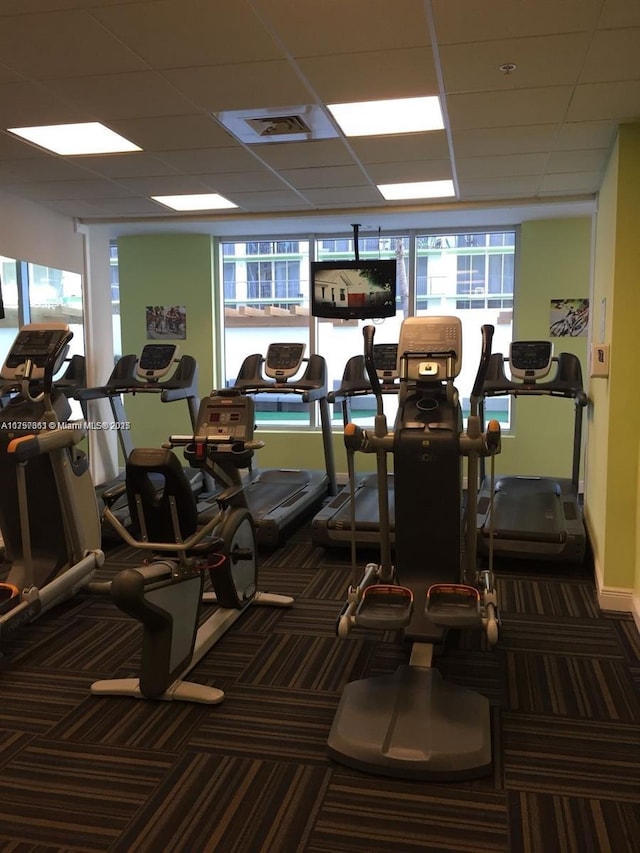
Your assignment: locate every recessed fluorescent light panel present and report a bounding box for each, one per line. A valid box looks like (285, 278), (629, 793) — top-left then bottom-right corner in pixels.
(7, 122), (141, 155)
(377, 180), (456, 200)
(151, 193), (238, 211)
(326, 96), (444, 137)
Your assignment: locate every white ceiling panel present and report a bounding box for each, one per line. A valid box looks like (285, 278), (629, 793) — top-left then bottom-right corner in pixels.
(298, 47), (439, 104)
(91, 0), (283, 69)
(255, 0), (431, 57)
(456, 153), (548, 181)
(440, 33), (591, 94)
(164, 61), (313, 113)
(0, 10), (147, 78)
(432, 0), (602, 44)
(0, 0), (635, 228)
(45, 72), (198, 121)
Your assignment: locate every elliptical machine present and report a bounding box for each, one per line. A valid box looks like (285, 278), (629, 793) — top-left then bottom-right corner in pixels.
(90, 389), (293, 704)
(0, 324), (104, 643)
(327, 316), (501, 781)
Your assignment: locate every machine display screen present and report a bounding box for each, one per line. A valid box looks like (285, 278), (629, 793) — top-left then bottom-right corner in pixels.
(139, 344), (177, 372)
(266, 343), (305, 370)
(510, 341), (552, 371)
(11, 329), (57, 356)
(373, 343), (398, 373)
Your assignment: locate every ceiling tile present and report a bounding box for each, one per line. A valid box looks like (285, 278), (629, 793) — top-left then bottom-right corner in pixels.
(0, 156), (94, 183)
(579, 28), (640, 83)
(448, 87), (573, 129)
(279, 165), (368, 190)
(44, 71), (198, 121)
(0, 10), (147, 78)
(599, 0), (640, 28)
(566, 81), (640, 122)
(0, 80), (90, 127)
(92, 0), (283, 69)
(299, 185), (382, 206)
(298, 47), (438, 103)
(440, 33), (591, 93)
(456, 153), (548, 181)
(459, 175), (541, 199)
(349, 131), (450, 163)
(156, 146), (264, 174)
(365, 159), (453, 184)
(199, 170), (290, 193)
(9, 178), (134, 201)
(108, 115), (235, 151)
(115, 174), (215, 195)
(451, 125), (559, 157)
(256, 0), (431, 57)
(546, 149), (610, 173)
(540, 171), (605, 193)
(70, 152), (180, 179)
(165, 61), (312, 112)
(225, 189), (312, 210)
(555, 121), (618, 151)
(251, 138), (355, 170)
(432, 0), (602, 43)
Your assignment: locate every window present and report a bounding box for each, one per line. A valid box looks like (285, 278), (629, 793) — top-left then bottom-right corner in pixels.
(219, 230), (516, 430)
(0, 256), (19, 368)
(220, 239), (310, 426)
(415, 230), (515, 425)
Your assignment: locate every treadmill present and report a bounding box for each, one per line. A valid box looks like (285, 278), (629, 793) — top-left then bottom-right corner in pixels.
(476, 340), (588, 563)
(78, 344), (209, 530)
(312, 343), (399, 548)
(231, 342), (337, 547)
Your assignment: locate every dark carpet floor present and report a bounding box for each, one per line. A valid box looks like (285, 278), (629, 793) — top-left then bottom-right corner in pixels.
(0, 518), (639, 852)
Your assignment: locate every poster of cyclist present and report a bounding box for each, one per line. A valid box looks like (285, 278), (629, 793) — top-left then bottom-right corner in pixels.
(549, 298), (589, 337)
(146, 305), (187, 340)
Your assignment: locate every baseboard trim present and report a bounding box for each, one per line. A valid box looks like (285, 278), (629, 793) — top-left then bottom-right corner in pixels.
(593, 549), (635, 613)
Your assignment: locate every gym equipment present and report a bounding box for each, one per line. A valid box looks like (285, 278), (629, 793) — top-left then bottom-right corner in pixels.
(90, 389), (292, 703)
(312, 343), (399, 548)
(78, 344), (210, 530)
(231, 343), (337, 547)
(0, 323), (104, 643)
(327, 317), (501, 781)
(477, 340), (588, 563)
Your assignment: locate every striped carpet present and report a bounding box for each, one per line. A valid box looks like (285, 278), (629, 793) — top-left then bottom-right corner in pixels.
(0, 518), (639, 852)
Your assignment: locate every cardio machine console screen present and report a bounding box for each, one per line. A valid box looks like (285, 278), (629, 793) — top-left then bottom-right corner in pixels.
(199, 398), (252, 441)
(137, 344), (178, 380)
(1, 327), (70, 378)
(265, 343), (305, 380)
(509, 341), (553, 381)
(373, 343), (398, 380)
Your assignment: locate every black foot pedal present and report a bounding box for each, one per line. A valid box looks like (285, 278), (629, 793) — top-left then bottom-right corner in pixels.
(425, 584), (482, 629)
(355, 585), (413, 630)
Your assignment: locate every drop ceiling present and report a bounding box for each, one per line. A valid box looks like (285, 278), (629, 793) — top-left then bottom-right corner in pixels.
(0, 0), (637, 237)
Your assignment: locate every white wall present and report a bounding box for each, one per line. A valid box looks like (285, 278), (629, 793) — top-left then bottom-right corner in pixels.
(0, 189), (84, 273)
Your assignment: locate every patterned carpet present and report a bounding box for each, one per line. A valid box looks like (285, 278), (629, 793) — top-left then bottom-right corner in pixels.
(0, 515), (639, 852)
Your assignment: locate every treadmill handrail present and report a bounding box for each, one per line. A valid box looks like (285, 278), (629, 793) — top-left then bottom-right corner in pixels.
(482, 352), (588, 404)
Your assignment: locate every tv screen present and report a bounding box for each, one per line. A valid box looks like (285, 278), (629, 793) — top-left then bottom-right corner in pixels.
(311, 259), (397, 320)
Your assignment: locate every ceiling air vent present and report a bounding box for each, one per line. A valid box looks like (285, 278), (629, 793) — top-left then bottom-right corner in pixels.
(245, 115), (312, 138)
(214, 105), (338, 144)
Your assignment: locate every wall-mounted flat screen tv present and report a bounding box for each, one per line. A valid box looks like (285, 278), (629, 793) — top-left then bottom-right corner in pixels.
(310, 259), (397, 320)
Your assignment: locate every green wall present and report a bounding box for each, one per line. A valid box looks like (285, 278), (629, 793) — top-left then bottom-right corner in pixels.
(117, 233), (216, 453)
(117, 221), (592, 482)
(502, 218), (590, 479)
(585, 124), (640, 594)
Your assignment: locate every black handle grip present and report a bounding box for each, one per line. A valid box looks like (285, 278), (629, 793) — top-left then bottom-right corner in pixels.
(471, 324), (495, 401)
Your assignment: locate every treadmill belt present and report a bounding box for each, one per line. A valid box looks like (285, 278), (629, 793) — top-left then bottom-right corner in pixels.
(328, 475), (395, 532)
(488, 477), (566, 544)
(244, 469), (314, 517)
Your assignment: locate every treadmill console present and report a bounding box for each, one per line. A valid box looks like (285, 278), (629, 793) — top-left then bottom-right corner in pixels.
(509, 341), (553, 382)
(1, 324), (72, 382)
(373, 343), (399, 381)
(136, 344), (179, 381)
(264, 343), (305, 381)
